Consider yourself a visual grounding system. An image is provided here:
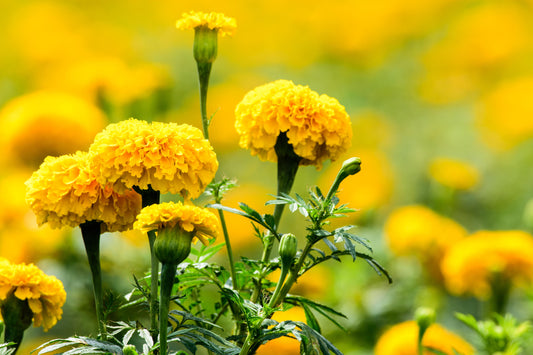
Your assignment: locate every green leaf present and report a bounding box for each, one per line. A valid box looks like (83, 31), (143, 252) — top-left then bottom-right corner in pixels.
(301, 303), (321, 333)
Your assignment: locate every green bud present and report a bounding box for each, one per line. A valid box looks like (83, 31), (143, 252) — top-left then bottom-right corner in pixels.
(279, 233), (297, 268)
(340, 157), (362, 177)
(1, 292), (33, 351)
(415, 307), (436, 337)
(123, 345), (139, 355)
(154, 225), (195, 265)
(194, 26), (218, 64)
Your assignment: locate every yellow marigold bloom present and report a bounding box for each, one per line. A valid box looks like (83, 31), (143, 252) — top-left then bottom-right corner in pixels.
(25, 151), (142, 232)
(235, 80), (352, 168)
(0, 258), (66, 331)
(134, 201), (220, 245)
(428, 157), (480, 190)
(385, 205), (467, 281)
(89, 119), (218, 198)
(476, 77), (533, 150)
(375, 320), (474, 355)
(441, 230), (533, 298)
(176, 11), (236, 37)
(0, 91), (106, 167)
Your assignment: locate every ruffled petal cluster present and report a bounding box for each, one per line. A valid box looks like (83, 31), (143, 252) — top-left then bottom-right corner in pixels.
(374, 320), (473, 355)
(134, 202), (220, 244)
(0, 90), (106, 167)
(176, 11), (237, 37)
(235, 80), (352, 168)
(0, 258), (66, 331)
(25, 151), (142, 232)
(89, 119), (218, 198)
(441, 230), (533, 298)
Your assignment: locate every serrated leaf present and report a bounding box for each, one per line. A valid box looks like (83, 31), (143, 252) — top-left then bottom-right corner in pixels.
(238, 202), (263, 221)
(301, 304), (321, 333)
(342, 237), (357, 261)
(289, 203), (298, 212)
(122, 329), (135, 345)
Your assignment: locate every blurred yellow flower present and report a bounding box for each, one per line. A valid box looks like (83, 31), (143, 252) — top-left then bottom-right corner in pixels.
(476, 77), (533, 150)
(134, 201), (219, 245)
(25, 151), (142, 232)
(176, 11), (236, 37)
(428, 157), (480, 191)
(441, 230), (533, 298)
(235, 80), (352, 168)
(89, 118), (218, 198)
(35, 57), (171, 106)
(0, 91), (106, 168)
(420, 2), (532, 104)
(374, 320), (473, 355)
(385, 205), (467, 281)
(0, 258), (66, 331)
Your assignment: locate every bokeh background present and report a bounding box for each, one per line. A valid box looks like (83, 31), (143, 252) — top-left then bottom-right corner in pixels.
(1, 0), (533, 353)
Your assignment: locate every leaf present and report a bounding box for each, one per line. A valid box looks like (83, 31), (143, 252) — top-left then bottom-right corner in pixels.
(301, 303), (321, 333)
(342, 236), (357, 261)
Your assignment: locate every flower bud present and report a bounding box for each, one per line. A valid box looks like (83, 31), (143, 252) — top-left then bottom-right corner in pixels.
(340, 157), (362, 177)
(415, 307), (436, 336)
(193, 26), (218, 64)
(279, 233), (297, 268)
(154, 226), (195, 265)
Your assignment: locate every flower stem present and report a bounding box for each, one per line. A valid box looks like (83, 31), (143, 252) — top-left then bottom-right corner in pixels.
(197, 61), (213, 140)
(159, 262), (178, 355)
(136, 186), (161, 339)
(273, 132), (302, 229)
(80, 220), (106, 339)
(1, 292), (33, 353)
(218, 209), (239, 289)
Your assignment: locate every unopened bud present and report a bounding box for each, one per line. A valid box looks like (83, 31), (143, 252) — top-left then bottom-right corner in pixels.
(123, 345), (139, 355)
(194, 26), (218, 64)
(279, 233), (297, 268)
(340, 157), (362, 178)
(415, 307), (436, 336)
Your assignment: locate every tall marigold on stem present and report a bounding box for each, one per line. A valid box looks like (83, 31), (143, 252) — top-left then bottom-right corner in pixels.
(89, 118), (218, 337)
(134, 202), (219, 355)
(25, 151), (142, 338)
(176, 11), (236, 139)
(0, 258), (66, 352)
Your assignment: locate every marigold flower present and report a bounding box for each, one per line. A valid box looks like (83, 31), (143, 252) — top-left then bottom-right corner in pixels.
(441, 230), (533, 298)
(235, 80), (352, 168)
(374, 320), (474, 355)
(134, 202), (220, 245)
(25, 151), (141, 232)
(89, 119), (218, 198)
(0, 258), (66, 331)
(0, 91), (106, 167)
(176, 11), (236, 37)
(384, 205), (467, 281)
(428, 157), (480, 190)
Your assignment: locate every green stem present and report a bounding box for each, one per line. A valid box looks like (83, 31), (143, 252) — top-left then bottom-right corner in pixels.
(80, 220), (106, 339)
(417, 327), (424, 355)
(159, 262), (178, 355)
(1, 292), (33, 353)
(136, 186), (161, 339)
(267, 267), (289, 309)
(273, 133), (301, 229)
(218, 209), (239, 289)
(197, 61), (213, 140)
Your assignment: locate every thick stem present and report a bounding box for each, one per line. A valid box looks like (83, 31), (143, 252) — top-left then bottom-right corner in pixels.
(137, 186), (161, 339)
(1, 293), (33, 353)
(273, 133), (301, 229)
(80, 220), (106, 339)
(159, 262), (178, 355)
(197, 61), (213, 140)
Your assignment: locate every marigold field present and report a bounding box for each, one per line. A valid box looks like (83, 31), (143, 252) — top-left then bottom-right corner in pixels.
(1, 1), (533, 354)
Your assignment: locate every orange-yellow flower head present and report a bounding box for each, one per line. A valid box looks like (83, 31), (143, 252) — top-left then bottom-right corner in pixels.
(134, 202), (220, 264)
(134, 201), (220, 245)
(176, 11), (236, 37)
(441, 230), (533, 298)
(25, 151), (142, 232)
(428, 157), (480, 191)
(235, 80), (352, 168)
(0, 258), (66, 331)
(374, 320), (474, 355)
(89, 119), (218, 198)
(0, 91), (106, 168)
